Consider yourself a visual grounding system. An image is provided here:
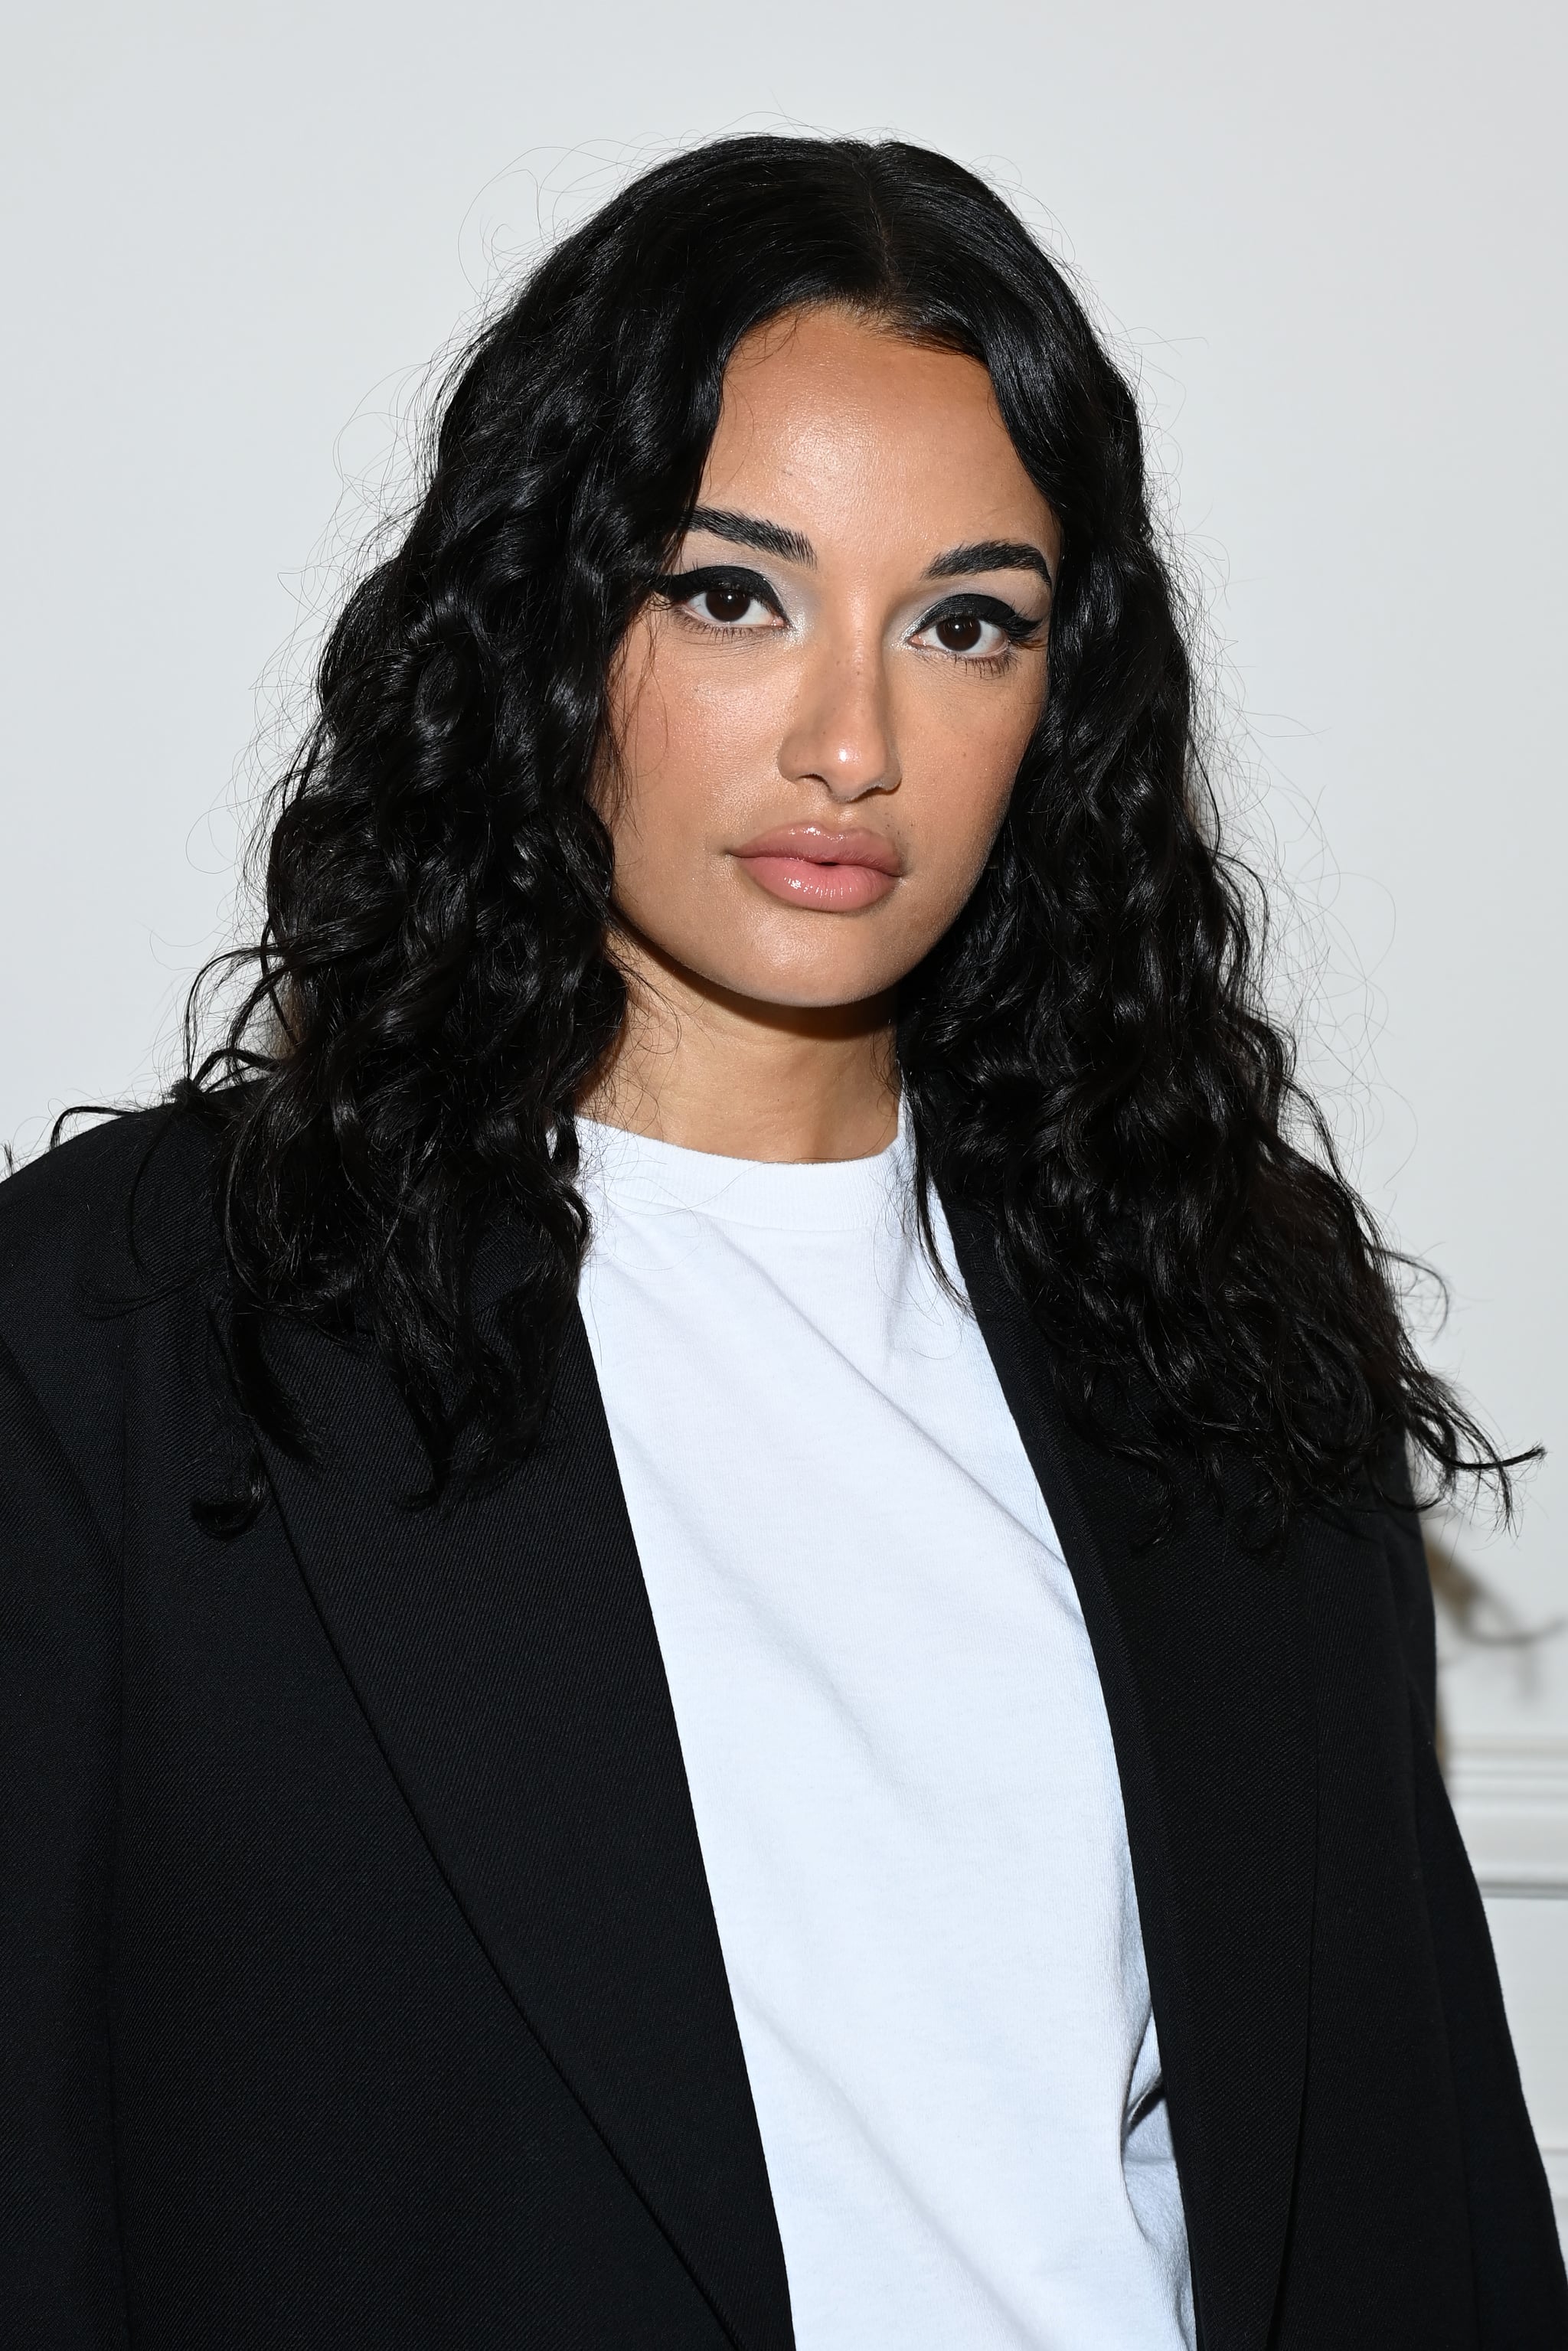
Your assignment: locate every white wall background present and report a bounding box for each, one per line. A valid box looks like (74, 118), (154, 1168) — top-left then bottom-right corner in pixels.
(5, 0), (1565, 2217)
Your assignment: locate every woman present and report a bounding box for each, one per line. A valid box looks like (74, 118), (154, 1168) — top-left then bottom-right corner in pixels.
(2, 136), (1562, 2350)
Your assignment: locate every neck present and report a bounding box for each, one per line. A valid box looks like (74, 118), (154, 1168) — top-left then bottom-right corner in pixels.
(579, 930), (899, 1163)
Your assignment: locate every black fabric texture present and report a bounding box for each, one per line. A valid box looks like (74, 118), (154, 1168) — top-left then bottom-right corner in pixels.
(0, 1108), (1563, 2349)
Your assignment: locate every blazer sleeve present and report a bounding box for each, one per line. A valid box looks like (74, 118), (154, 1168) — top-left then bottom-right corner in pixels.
(0, 1332), (131, 2348)
(1381, 1468), (1568, 2343)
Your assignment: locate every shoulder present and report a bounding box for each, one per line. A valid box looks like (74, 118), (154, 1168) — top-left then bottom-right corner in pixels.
(0, 1098), (225, 1367)
(0, 1099), (234, 1540)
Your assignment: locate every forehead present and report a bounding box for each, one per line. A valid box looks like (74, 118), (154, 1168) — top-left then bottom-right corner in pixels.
(700, 307), (1057, 560)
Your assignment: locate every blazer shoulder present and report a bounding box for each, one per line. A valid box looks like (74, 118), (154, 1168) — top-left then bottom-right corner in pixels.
(0, 1102), (231, 1544)
(0, 1102), (224, 1356)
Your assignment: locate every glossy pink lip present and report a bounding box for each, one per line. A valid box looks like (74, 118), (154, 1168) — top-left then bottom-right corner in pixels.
(730, 824), (903, 913)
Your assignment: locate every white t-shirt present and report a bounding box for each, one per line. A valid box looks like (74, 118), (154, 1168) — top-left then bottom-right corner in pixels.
(577, 1115), (1194, 2351)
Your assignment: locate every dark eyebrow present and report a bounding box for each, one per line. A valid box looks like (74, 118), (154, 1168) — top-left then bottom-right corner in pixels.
(685, 506), (817, 567)
(926, 538), (1054, 589)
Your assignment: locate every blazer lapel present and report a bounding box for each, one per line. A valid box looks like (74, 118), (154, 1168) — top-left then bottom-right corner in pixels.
(254, 1289), (793, 2351)
(947, 1203), (1316, 2351)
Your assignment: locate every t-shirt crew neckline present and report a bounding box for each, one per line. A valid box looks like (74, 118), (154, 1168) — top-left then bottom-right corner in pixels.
(575, 1111), (910, 1235)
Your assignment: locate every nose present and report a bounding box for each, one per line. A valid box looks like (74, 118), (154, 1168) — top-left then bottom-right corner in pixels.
(776, 632), (901, 802)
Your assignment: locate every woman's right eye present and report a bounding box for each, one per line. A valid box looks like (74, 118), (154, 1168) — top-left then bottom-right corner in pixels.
(658, 566), (785, 632)
(691, 582), (766, 625)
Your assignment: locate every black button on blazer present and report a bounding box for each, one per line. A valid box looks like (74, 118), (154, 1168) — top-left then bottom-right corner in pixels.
(2, 1107), (1564, 2349)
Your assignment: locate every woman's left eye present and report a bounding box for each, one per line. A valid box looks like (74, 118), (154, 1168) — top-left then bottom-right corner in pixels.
(926, 611), (998, 655)
(910, 598), (1037, 661)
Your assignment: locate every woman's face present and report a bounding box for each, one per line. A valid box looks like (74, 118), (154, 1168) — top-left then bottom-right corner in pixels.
(603, 306), (1060, 1013)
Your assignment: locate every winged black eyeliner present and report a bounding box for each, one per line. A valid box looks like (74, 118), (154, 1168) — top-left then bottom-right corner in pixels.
(652, 562), (789, 619)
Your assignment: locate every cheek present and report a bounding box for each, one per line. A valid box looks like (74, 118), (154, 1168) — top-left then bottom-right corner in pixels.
(609, 642), (784, 864)
(906, 678), (1044, 909)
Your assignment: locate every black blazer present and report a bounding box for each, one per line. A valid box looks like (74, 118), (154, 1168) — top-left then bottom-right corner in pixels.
(2, 1107), (1563, 2351)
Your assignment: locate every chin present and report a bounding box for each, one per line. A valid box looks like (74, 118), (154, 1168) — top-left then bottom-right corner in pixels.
(723, 952), (904, 1013)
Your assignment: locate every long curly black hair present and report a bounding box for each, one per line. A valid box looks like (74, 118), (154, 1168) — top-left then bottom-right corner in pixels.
(175, 132), (1516, 1533)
